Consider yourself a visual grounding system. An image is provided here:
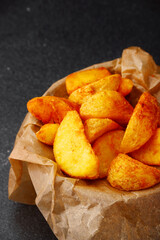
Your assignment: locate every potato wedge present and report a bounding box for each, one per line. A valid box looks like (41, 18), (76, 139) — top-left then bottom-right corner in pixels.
(120, 92), (159, 153)
(80, 91), (133, 125)
(93, 130), (124, 178)
(27, 96), (79, 124)
(84, 118), (122, 143)
(118, 78), (133, 96)
(66, 67), (110, 94)
(131, 128), (160, 165)
(158, 106), (160, 127)
(54, 111), (99, 179)
(69, 74), (121, 105)
(36, 123), (59, 145)
(107, 153), (160, 191)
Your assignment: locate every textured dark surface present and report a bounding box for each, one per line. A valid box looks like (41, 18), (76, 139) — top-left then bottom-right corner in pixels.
(0, 0), (160, 239)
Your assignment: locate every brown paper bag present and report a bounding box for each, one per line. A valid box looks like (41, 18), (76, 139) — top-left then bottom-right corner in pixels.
(9, 47), (160, 240)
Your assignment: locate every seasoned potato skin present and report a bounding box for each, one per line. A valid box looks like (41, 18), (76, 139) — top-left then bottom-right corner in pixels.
(27, 96), (79, 124)
(158, 106), (160, 127)
(80, 91), (133, 125)
(93, 130), (124, 178)
(120, 92), (159, 153)
(66, 67), (111, 94)
(118, 78), (133, 96)
(84, 118), (122, 143)
(107, 154), (160, 191)
(69, 74), (121, 105)
(54, 111), (99, 179)
(131, 128), (160, 165)
(36, 123), (59, 145)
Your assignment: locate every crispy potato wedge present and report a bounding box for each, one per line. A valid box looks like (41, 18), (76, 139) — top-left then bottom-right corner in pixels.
(69, 74), (121, 105)
(118, 78), (133, 96)
(120, 92), (159, 153)
(108, 154), (160, 191)
(54, 111), (99, 179)
(36, 123), (59, 145)
(84, 118), (122, 143)
(158, 106), (160, 127)
(66, 67), (110, 94)
(93, 130), (124, 178)
(131, 128), (160, 165)
(27, 96), (79, 124)
(80, 91), (133, 125)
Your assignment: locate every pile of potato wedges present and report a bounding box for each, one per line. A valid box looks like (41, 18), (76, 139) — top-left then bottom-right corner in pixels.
(27, 67), (160, 191)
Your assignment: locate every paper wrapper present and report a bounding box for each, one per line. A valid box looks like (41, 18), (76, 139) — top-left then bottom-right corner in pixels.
(8, 47), (160, 240)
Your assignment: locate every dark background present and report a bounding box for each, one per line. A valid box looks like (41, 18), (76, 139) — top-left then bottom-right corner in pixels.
(0, 0), (160, 239)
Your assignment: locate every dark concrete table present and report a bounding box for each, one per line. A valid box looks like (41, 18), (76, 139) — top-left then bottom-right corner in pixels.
(1, 0), (160, 239)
